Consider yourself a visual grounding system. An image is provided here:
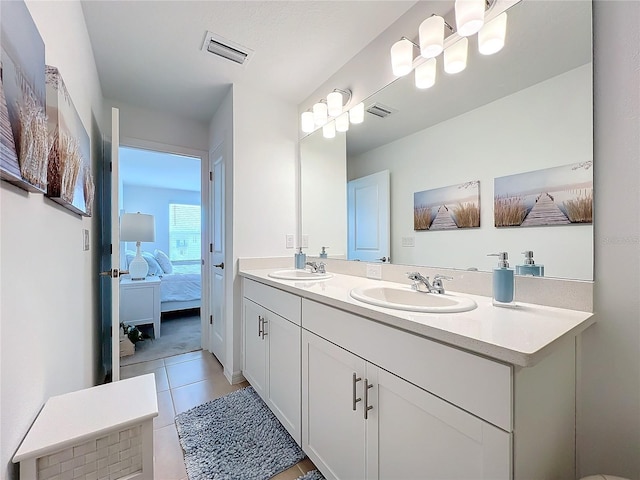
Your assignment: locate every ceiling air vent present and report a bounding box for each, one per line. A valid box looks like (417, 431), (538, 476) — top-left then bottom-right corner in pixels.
(366, 102), (398, 118)
(201, 31), (253, 66)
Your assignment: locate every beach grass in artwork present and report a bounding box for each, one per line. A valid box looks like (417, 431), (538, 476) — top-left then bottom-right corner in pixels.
(494, 162), (593, 227)
(414, 181), (480, 231)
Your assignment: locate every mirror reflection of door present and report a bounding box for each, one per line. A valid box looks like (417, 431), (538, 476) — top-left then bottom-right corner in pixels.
(209, 143), (225, 364)
(347, 170), (390, 262)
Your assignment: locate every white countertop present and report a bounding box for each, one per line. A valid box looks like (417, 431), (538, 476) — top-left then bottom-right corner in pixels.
(13, 374), (158, 463)
(240, 268), (595, 367)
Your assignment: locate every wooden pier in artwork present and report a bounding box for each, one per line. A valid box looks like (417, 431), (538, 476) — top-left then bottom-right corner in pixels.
(521, 193), (570, 226)
(430, 205), (458, 230)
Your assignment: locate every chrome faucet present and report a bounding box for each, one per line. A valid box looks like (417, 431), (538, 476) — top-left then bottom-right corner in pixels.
(306, 261), (327, 274)
(407, 272), (434, 293)
(407, 272), (452, 294)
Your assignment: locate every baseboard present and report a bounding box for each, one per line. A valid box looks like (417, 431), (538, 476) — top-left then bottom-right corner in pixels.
(225, 369), (246, 385)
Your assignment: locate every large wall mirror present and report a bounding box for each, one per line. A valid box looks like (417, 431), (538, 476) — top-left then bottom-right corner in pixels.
(301, 0), (593, 281)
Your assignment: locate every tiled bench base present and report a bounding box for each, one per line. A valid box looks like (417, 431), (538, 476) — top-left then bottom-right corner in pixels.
(37, 425), (143, 480)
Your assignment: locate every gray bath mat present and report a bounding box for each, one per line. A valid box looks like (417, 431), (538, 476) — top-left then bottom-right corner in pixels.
(296, 470), (325, 480)
(175, 386), (305, 480)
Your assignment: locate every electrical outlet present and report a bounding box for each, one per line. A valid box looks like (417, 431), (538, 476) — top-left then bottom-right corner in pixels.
(83, 229), (90, 251)
(366, 263), (382, 280)
(285, 234), (294, 249)
(302, 235), (309, 248)
(401, 236), (415, 247)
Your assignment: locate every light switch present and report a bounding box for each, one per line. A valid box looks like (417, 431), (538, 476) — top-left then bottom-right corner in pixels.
(285, 234), (294, 249)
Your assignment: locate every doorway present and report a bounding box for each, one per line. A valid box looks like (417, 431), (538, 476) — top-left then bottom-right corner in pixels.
(117, 143), (208, 368)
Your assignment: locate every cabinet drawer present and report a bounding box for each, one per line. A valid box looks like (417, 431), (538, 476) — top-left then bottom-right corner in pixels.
(302, 299), (512, 431)
(244, 279), (301, 325)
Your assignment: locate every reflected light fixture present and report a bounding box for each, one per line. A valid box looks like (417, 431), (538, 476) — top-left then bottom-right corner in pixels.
(301, 111), (314, 133)
(444, 37), (468, 74)
(389, 0), (512, 89)
(313, 102), (328, 126)
(478, 12), (507, 55)
(455, 0), (486, 37)
(323, 121), (336, 139)
(301, 88), (353, 134)
(120, 212), (156, 280)
(327, 91), (343, 117)
(335, 112), (350, 132)
(349, 102), (364, 124)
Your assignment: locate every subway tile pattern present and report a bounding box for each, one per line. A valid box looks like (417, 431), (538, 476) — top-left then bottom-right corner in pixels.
(36, 425), (143, 480)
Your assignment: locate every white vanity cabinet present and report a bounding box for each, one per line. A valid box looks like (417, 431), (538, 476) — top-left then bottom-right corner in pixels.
(302, 328), (510, 480)
(242, 279), (302, 445)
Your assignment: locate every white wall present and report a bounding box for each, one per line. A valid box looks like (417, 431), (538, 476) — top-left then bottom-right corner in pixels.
(105, 98), (209, 152)
(122, 184), (201, 255)
(300, 129), (347, 258)
(304, 1), (640, 477)
(578, 1), (640, 478)
(349, 65), (593, 280)
(0, 1), (103, 478)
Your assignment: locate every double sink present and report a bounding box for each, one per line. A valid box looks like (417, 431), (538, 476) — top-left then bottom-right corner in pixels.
(267, 269), (477, 314)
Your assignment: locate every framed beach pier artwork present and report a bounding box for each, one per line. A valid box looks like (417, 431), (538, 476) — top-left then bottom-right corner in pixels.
(494, 161), (593, 228)
(414, 181), (480, 231)
(0, 0), (48, 193)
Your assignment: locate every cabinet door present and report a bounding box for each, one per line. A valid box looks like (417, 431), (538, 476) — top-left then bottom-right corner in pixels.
(302, 330), (366, 480)
(243, 299), (267, 399)
(266, 312), (301, 446)
(367, 365), (511, 480)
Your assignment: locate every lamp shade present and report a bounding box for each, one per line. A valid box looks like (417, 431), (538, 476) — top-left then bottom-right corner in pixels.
(322, 121), (336, 139)
(327, 91), (343, 117)
(419, 15), (445, 59)
(444, 37), (468, 74)
(335, 112), (350, 132)
(415, 58), (437, 89)
(301, 111), (315, 133)
(478, 12), (507, 55)
(390, 38), (414, 77)
(313, 102), (328, 125)
(349, 102), (364, 124)
(455, 0), (485, 37)
(120, 213), (155, 242)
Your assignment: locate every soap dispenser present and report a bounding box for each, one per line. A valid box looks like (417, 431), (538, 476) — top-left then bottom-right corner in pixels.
(319, 246), (328, 259)
(488, 252), (516, 308)
(516, 250), (544, 277)
(295, 247), (306, 269)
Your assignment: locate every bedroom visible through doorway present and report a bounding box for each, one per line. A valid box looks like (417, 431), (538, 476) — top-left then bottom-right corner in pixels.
(118, 145), (203, 366)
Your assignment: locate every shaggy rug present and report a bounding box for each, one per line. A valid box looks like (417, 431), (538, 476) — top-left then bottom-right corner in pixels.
(175, 386), (306, 480)
(120, 313), (201, 366)
(296, 470), (325, 480)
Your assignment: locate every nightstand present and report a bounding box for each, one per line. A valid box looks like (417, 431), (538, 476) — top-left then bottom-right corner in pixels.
(119, 276), (161, 338)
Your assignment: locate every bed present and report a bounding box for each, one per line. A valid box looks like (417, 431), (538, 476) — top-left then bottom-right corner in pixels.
(126, 250), (201, 313)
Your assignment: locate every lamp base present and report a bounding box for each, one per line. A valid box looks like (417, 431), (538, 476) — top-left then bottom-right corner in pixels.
(128, 254), (148, 280)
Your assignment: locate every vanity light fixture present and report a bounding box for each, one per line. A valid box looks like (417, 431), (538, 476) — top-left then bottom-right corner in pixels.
(335, 112), (350, 132)
(323, 121), (336, 139)
(390, 0), (513, 87)
(349, 102), (365, 124)
(301, 111), (315, 133)
(313, 102), (328, 126)
(301, 88), (353, 133)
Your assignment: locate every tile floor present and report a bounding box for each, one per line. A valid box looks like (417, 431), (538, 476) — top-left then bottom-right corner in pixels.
(120, 349), (317, 480)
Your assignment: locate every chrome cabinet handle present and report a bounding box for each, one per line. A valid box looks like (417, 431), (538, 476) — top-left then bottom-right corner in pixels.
(261, 318), (268, 338)
(364, 379), (373, 420)
(257, 315), (263, 338)
(352, 373), (362, 411)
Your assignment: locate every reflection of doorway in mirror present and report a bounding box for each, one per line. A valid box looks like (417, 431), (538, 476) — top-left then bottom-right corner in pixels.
(347, 170), (390, 262)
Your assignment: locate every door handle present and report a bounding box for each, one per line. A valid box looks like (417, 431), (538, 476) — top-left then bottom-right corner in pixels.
(352, 373), (362, 411)
(99, 269), (128, 278)
(213, 262), (224, 269)
(377, 257), (389, 263)
(364, 379), (373, 420)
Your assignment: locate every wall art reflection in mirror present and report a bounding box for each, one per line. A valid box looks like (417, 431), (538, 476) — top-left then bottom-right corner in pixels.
(494, 162), (592, 228)
(414, 180), (480, 231)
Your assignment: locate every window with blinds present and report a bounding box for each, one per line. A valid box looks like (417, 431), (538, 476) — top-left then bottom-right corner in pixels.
(169, 203), (201, 262)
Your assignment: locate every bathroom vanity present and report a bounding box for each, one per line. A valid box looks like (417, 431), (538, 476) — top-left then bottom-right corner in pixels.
(239, 265), (594, 480)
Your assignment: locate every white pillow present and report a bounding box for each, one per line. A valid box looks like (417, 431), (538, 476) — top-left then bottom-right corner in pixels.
(154, 249), (173, 274)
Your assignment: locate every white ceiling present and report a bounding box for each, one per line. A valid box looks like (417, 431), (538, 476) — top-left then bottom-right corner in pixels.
(120, 146), (201, 191)
(81, 0), (417, 124)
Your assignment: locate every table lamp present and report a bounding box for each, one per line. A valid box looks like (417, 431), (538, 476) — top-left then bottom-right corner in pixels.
(120, 212), (156, 280)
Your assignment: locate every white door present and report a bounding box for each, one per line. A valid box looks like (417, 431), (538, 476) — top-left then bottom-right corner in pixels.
(243, 299), (267, 398)
(110, 107), (121, 380)
(302, 330), (366, 480)
(209, 144), (225, 362)
(367, 365), (511, 480)
(266, 313), (301, 446)
(347, 170), (390, 262)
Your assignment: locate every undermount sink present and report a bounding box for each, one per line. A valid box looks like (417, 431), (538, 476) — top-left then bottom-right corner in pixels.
(350, 285), (477, 313)
(268, 269), (333, 281)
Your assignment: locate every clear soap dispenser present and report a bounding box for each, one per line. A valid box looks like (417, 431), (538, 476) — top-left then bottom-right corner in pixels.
(487, 252), (516, 308)
(516, 251), (544, 277)
(295, 247), (306, 269)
